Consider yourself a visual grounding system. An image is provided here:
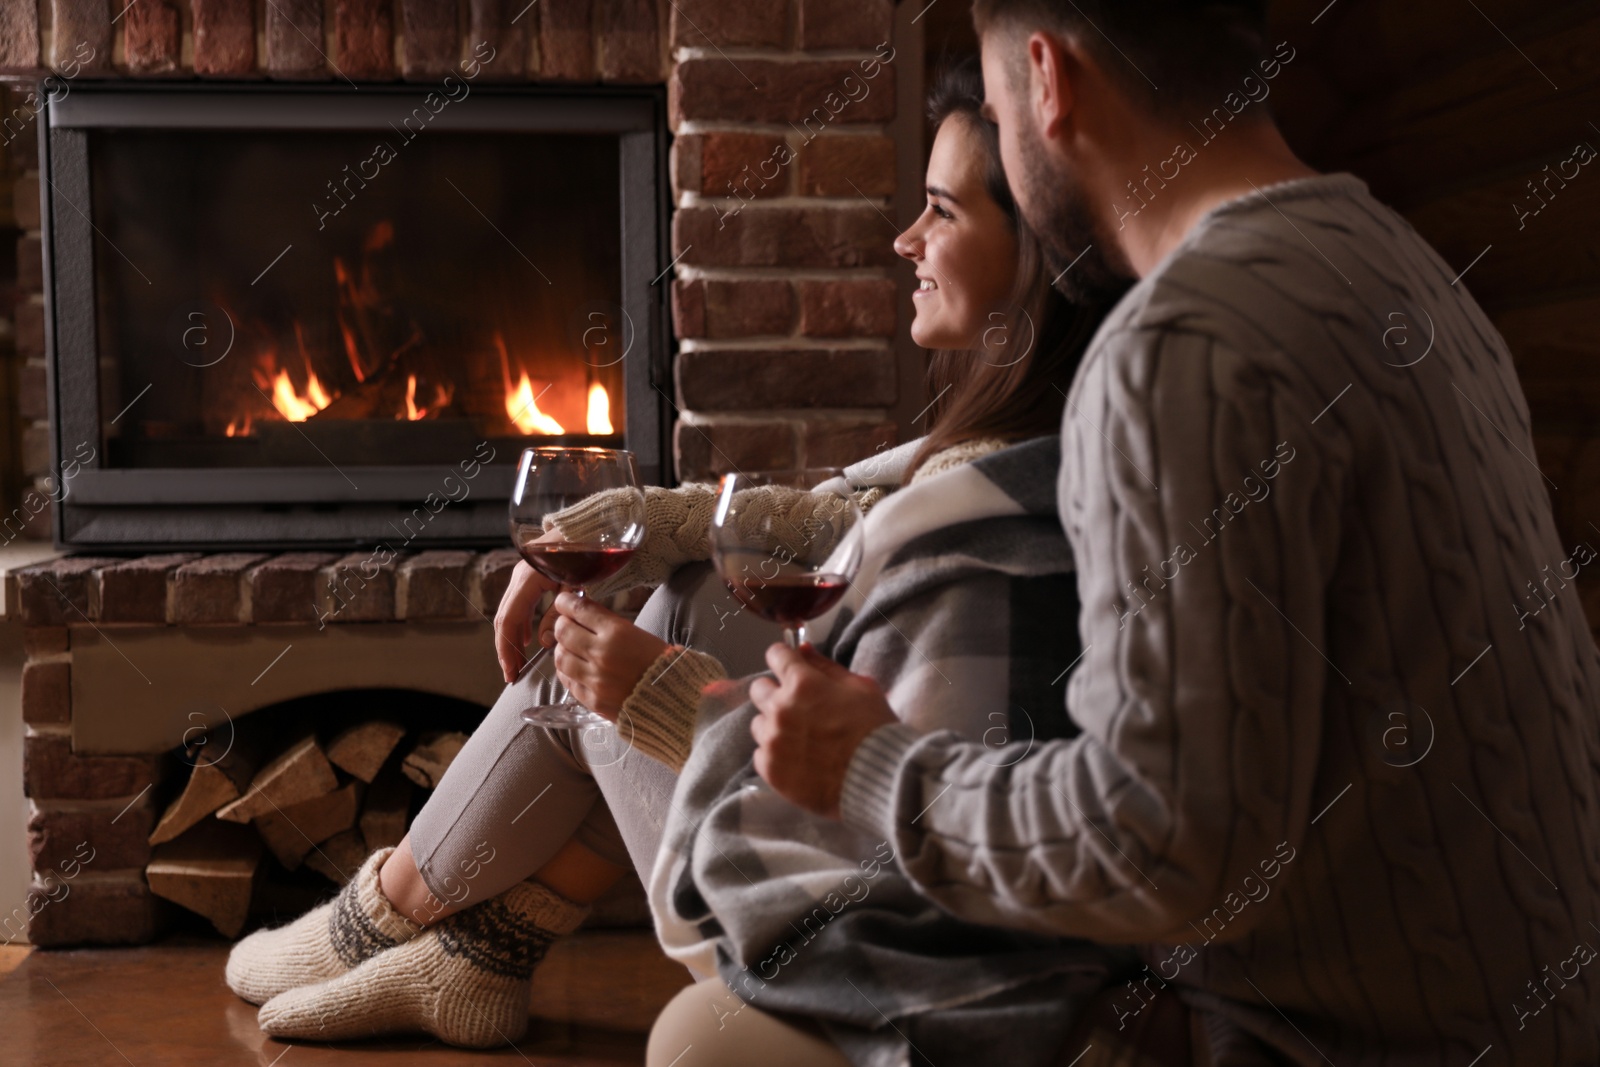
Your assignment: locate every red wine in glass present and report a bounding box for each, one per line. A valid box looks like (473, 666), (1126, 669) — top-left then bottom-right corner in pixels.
(509, 446), (646, 728)
(518, 542), (638, 588)
(724, 573), (850, 628)
(710, 471), (864, 648)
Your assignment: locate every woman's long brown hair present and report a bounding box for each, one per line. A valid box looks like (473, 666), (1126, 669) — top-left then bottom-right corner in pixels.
(907, 58), (1127, 480)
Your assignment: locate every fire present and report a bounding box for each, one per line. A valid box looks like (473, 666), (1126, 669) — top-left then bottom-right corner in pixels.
(586, 383), (613, 435)
(265, 365), (332, 421)
(505, 370), (566, 435)
(495, 331), (567, 435)
(401, 375), (453, 421)
(404, 375), (423, 421)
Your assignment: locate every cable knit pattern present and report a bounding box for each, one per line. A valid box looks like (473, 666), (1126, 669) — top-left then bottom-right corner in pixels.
(607, 440), (1019, 774)
(839, 174), (1600, 1065)
(547, 484), (719, 598)
(547, 483), (881, 598)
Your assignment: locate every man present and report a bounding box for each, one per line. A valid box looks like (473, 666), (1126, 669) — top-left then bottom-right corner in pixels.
(748, 1), (1600, 1063)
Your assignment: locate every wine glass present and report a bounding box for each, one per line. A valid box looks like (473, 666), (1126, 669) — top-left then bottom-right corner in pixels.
(510, 446), (646, 728)
(709, 470), (865, 649)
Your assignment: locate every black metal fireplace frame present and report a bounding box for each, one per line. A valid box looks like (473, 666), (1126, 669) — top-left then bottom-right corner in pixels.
(39, 81), (672, 551)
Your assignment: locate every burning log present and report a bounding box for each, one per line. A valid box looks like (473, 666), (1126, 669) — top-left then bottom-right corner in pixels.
(327, 721), (406, 783)
(146, 821), (263, 938)
(401, 731), (469, 789)
(216, 735), (338, 823)
(253, 781), (364, 870)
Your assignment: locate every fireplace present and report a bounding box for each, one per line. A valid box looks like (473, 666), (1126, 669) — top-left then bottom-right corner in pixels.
(41, 83), (670, 549)
(4, 0), (911, 971)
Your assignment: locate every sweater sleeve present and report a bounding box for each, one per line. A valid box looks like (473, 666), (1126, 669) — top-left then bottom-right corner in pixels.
(546, 484), (718, 598)
(547, 483), (879, 598)
(839, 327), (1343, 944)
(615, 646), (728, 772)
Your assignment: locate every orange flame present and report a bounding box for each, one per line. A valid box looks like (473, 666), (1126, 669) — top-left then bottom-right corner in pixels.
(586, 383), (613, 435)
(495, 331), (565, 435)
(506, 371), (566, 435)
(400, 375), (454, 422)
(267, 365), (332, 421)
(404, 375), (424, 421)
(254, 334), (334, 423)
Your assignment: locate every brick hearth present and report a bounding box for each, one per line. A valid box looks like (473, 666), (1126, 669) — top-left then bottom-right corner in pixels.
(8, 548), (527, 945)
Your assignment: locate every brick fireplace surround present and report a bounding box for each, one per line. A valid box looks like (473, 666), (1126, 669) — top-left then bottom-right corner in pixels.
(0, 0), (923, 954)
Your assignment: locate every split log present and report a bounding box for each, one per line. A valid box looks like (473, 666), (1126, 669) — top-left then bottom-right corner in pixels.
(217, 735), (338, 823)
(254, 781), (363, 870)
(326, 721), (406, 783)
(303, 829), (370, 886)
(148, 741), (259, 846)
(360, 762), (413, 852)
(401, 731), (468, 789)
(146, 821), (263, 938)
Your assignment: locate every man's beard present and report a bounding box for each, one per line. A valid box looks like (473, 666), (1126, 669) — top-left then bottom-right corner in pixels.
(1014, 121), (1134, 305)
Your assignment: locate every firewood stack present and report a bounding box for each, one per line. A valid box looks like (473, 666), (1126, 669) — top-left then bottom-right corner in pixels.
(145, 720), (468, 938)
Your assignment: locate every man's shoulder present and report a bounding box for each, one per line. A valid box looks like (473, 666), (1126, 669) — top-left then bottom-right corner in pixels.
(1089, 174), (1411, 365)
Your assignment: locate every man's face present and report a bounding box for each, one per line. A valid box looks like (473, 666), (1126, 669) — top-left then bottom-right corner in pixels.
(980, 29), (1134, 303)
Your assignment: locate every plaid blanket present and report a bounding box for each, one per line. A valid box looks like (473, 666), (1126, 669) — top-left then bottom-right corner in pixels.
(648, 436), (1132, 1067)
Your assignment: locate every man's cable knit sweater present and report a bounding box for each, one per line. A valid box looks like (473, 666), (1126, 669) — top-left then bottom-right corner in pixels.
(838, 174), (1600, 1064)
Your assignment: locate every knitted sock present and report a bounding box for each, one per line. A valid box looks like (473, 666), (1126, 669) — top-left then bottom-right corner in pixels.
(256, 880), (589, 1048)
(225, 846), (420, 1005)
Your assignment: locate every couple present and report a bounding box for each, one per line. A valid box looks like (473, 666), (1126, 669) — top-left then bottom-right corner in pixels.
(227, 1), (1600, 1065)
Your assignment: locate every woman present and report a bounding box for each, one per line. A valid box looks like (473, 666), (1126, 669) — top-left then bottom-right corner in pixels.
(224, 58), (1123, 1059)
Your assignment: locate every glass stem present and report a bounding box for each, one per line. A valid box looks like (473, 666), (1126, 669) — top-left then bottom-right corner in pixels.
(786, 624), (807, 649)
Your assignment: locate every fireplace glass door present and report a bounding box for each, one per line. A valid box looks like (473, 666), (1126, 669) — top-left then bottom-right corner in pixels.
(43, 86), (667, 548)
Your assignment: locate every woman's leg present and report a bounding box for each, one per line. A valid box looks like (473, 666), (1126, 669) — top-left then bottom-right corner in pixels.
(226, 656), (623, 1006)
(572, 561), (783, 881)
(247, 659), (636, 1047)
(639, 559), (784, 675)
(389, 652), (635, 924)
(394, 560), (777, 916)
(647, 978), (851, 1067)
(237, 562), (781, 1031)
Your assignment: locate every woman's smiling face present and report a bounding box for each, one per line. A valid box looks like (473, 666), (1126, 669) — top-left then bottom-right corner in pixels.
(894, 115), (1020, 350)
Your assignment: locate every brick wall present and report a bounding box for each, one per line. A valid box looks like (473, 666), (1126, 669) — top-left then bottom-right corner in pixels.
(0, 0), (908, 547)
(0, 81), (43, 545)
(667, 0), (901, 473)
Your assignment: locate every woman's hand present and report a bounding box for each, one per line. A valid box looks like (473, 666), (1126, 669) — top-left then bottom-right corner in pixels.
(547, 591), (670, 720)
(493, 558), (560, 683)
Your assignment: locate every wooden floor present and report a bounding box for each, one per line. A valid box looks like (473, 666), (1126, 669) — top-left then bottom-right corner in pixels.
(0, 940), (648, 1066)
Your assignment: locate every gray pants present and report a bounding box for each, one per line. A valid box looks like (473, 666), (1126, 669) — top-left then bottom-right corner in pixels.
(408, 562), (782, 907)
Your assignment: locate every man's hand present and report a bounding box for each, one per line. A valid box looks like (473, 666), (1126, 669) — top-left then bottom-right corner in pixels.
(548, 591), (670, 720)
(494, 560), (559, 683)
(749, 643), (898, 819)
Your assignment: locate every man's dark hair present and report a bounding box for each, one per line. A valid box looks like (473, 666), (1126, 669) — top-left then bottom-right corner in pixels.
(972, 0), (1273, 115)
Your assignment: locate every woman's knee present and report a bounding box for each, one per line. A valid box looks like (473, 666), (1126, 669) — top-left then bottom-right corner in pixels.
(646, 978), (850, 1067)
(636, 562), (783, 676)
